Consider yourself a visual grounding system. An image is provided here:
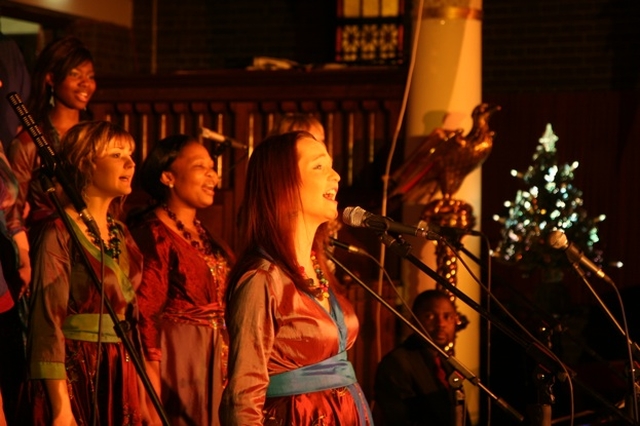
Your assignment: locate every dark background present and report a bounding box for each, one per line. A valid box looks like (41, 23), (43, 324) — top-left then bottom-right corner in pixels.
(2, 0), (639, 424)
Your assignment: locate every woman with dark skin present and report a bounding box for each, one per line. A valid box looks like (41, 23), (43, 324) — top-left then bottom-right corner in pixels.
(129, 135), (232, 426)
(8, 36), (96, 295)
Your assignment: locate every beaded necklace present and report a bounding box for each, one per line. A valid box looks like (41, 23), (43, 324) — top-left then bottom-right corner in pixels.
(299, 250), (330, 302)
(162, 204), (225, 279)
(87, 214), (121, 261)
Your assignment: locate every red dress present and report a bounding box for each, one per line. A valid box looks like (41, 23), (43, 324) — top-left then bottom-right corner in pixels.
(131, 213), (230, 426)
(27, 216), (144, 426)
(220, 259), (373, 426)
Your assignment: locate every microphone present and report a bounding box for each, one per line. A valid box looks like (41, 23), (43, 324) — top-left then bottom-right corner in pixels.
(328, 237), (366, 255)
(548, 229), (610, 281)
(6, 92), (101, 238)
(342, 206), (440, 240)
(200, 127), (248, 152)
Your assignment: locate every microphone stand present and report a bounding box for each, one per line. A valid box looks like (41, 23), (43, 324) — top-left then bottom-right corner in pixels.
(449, 237), (558, 426)
(7, 94), (170, 426)
(444, 237), (495, 425)
(39, 175), (171, 426)
(569, 262), (639, 422)
(325, 250), (526, 424)
(455, 237), (632, 380)
(375, 232), (637, 426)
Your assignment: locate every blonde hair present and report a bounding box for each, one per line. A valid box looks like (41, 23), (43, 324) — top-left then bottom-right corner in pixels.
(60, 120), (134, 194)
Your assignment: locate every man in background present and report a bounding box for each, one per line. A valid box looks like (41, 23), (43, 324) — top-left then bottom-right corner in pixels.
(374, 289), (470, 426)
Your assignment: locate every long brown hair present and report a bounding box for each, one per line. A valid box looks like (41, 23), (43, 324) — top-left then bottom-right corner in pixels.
(226, 131), (335, 300)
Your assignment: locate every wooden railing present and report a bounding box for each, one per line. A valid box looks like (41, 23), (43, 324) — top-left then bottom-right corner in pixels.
(90, 67), (408, 401)
(91, 68), (406, 251)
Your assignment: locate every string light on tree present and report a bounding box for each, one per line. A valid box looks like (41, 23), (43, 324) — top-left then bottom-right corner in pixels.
(492, 124), (606, 274)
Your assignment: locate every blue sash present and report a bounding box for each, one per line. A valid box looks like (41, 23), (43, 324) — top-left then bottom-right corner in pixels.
(266, 351), (356, 397)
(265, 287), (373, 424)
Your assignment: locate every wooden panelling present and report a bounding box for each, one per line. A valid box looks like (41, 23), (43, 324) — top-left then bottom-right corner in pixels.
(91, 68), (407, 253)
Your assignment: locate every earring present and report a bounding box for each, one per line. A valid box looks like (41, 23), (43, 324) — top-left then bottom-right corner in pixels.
(49, 86), (55, 108)
(169, 183), (174, 189)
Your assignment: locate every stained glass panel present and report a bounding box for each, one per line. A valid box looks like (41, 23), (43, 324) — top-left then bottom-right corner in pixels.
(336, 0), (404, 65)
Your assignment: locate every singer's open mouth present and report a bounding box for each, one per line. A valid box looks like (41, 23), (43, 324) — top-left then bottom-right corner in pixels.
(323, 189), (337, 201)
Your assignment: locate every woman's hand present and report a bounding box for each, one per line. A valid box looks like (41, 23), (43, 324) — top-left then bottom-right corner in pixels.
(13, 231), (31, 298)
(51, 411), (78, 426)
(45, 380), (77, 426)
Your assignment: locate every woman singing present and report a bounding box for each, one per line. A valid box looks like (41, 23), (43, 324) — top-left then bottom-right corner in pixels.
(220, 131), (373, 425)
(129, 135), (232, 426)
(27, 121), (145, 425)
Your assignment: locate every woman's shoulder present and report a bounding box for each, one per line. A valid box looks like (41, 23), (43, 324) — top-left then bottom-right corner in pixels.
(238, 258), (277, 282)
(8, 129), (37, 161)
(36, 215), (68, 234)
(31, 216), (71, 254)
(14, 128), (33, 144)
(231, 258), (284, 295)
(127, 211), (175, 254)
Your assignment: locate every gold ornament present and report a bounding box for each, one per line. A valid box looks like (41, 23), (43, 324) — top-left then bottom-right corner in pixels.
(391, 103), (500, 204)
(392, 103), (499, 304)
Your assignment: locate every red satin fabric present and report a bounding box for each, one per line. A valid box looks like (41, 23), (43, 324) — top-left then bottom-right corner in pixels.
(28, 339), (143, 426)
(131, 215), (229, 361)
(220, 260), (372, 426)
(27, 217), (144, 425)
(131, 214), (230, 426)
(6, 129), (58, 234)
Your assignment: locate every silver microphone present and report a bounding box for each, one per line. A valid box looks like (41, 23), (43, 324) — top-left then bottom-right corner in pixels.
(548, 229), (610, 281)
(200, 127), (248, 150)
(342, 206), (439, 240)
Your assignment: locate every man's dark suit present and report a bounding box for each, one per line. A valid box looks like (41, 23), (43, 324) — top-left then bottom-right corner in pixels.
(374, 334), (471, 426)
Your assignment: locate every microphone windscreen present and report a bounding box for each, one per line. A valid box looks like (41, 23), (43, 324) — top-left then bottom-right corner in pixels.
(343, 206), (365, 227)
(548, 230), (568, 250)
(201, 127), (225, 142)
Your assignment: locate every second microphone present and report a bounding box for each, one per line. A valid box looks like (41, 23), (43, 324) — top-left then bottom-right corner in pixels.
(342, 206), (440, 240)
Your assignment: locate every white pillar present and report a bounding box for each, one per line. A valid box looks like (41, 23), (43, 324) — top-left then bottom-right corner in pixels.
(403, 2), (483, 423)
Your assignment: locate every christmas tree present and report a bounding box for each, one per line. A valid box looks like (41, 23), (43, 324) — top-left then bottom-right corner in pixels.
(493, 124), (605, 275)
